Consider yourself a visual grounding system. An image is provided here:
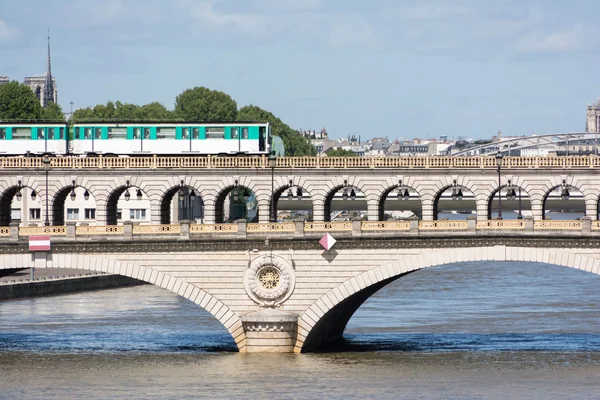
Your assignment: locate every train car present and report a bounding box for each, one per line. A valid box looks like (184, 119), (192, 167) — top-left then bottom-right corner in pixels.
(70, 122), (271, 156)
(0, 122), (69, 156)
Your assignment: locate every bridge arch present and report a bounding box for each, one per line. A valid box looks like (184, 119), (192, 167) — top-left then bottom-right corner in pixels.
(160, 183), (204, 224)
(214, 182), (259, 223)
(541, 183), (585, 220)
(432, 183), (476, 220)
(486, 184), (531, 220)
(0, 253), (246, 351)
(105, 181), (150, 225)
(378, 185), (422, 220)
(270, 179), (313, 222)
(0, 180), (44, 226)
(52, 184), (98, 226)
(323, 180), (368, 222)
(295, 246), (600, 353)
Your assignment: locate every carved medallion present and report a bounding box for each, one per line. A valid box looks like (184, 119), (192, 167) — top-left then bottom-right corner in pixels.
(245, 253), (295, 306)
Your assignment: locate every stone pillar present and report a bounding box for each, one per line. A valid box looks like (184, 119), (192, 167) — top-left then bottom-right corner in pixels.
(203, 197), (216, 225)
(366, 199), (379, 221)
(467, 215), (476, 231)
(94, 196), (108, 226)
(409, 217), (419, 232)
(352, 219), (362, 237)
(180, 220), (190, 239)
(476, 197), (488, 221)
(9, 222), (19, 241)
(294, 221), (304, 237)
(421, 198), (434, 221)
(241, 309), (299, 353)
(530, 197), (544, 221)
(524, 215), (534, 231)
(123, 221), (133, 238)
(312, 197), (325, 222)
(237, 220), (247, 238)
(581, 216), (592, 233)
(66, 222), (76, 239)
(257, 199), (270, 223)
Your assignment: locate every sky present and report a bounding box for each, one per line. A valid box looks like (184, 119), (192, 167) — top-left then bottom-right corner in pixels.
(1, 0), (600, 141)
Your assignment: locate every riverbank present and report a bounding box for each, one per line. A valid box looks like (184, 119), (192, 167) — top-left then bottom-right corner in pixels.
(0, 268), (145, 301)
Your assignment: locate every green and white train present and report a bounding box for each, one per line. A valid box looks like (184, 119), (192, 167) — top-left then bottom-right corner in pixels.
(0, 121), (281, 156)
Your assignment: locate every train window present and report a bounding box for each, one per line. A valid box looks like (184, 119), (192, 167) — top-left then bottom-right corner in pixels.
(0, 128), (5, 139)
(182, 128), (189, 139)
(48, 128), (55, 140)
(157, 128), (176, 139)
(95, 128), (102, 139)
(231, 128), (239, 139)
(12, 128), (31, 140)
(84, 128), (92, 139)
(144, 128), (151, 139)
(192, 128), (200, 139)
(206, 127), (224, 139)
(108, 127), (127, 139)
(242, 128), (249, 139)
(133, 128), (141, 139)
(37, 128), (44, 139)
(59, 128), (65, 140)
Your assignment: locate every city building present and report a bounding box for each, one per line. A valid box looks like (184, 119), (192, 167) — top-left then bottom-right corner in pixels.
(0, 76), (8, 85)
(586, 97), (600, 133)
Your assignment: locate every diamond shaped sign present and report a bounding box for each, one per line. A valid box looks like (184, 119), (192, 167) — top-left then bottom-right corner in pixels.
(319, 233), (336, 251)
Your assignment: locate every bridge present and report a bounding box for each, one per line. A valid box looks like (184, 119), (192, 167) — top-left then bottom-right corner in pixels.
(1, 155), (600, 352)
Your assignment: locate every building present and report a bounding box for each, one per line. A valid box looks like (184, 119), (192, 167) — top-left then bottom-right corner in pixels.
(586, 97), (600, 133)
(0, 76), (8, 85)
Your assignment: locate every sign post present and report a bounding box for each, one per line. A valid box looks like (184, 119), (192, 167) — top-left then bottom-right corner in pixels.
(29, 236), (51, 280)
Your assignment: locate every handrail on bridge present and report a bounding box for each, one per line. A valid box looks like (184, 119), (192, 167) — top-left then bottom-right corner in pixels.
(1, 155), (600, 170)
(2, 219), (598, 241)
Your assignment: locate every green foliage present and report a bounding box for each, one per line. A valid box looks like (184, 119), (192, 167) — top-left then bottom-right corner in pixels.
(42, 102), (65, 121)
(175, 87), (237, 122)
(0, 81), (43, 121)
(237, 105), (316, 156)
(71, 101), (173, 122)
(326, 148), (357, 157)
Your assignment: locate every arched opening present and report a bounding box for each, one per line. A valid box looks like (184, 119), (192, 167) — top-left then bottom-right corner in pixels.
(53, 185), (98, 226)
(215, 184), (258, 223)
(271, 183), (313, 222)
(106, 185), (150, 225)
(433, 183), (475, 220)
(301, 252), (600, 352)
(542, 182), (585, 220)
(378, 184), (422, 221)
(324, 183), (367, 222)
(160, 185), (204, 224)
(487, 183), (532, 220)
(0, 185), (44, 226)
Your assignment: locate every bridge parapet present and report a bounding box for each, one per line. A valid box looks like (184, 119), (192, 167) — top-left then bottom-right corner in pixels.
(2, 155), (600, 170)
(2, 218), (599, 243)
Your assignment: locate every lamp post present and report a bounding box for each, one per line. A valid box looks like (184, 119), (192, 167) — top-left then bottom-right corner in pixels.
(518, 187), (523, 220)
(43, 155), (50, 226)
(268, 153), (277, 223)
(495, 152), (504, 220)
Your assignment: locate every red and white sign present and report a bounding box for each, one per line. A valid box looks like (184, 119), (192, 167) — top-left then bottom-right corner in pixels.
(319, 233), (336, 251)
(29, 236), (51, 251)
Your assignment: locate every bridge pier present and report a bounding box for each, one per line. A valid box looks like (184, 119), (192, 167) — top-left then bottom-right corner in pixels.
(241, 309), (298, 353)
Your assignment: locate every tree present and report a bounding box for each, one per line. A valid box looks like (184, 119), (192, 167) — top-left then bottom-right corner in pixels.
(140, 102), (172, 121)
(0, 81), (43, 121)
(175, 87), (237, 122)
(326, 148), (357, 157)
(237, 105), (316, 156)
(42, 102), (65, 121)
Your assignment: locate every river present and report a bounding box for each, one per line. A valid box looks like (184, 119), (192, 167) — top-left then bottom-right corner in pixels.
(1, 260), (599, 399)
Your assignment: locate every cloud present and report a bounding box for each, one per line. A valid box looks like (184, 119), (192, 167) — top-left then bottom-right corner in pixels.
(0, 20), (19, 42)
(516, 25), (595, 53)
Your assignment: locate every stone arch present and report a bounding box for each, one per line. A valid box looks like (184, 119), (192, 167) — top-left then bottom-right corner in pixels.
(0, 253), (246, 352)
(541, 183), (585, 220)
(432, 182), (476, 220)
(52, 184), (98, 226)
(295, 246), (600, 353)
(0, 180), (44, 226)
(377, 184), (422, 221)
(486, 184), (531, 220)
(269, 176), (314, 222)
(214, 181), (260, 223)
(323, 178), (368, 222)
(159, 183), (204, 224)
(105, 180), (150, 225)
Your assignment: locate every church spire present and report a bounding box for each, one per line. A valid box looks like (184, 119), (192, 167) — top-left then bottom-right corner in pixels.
(43, 29), (54, 108)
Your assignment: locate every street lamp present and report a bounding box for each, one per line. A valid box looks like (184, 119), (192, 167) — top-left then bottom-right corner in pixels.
(495, 152), (504, 220)
(560, 180), (570, 201)
(268, 153), (277, 223)
(69, 180), (76, 201)
(43, 155), (50, 226)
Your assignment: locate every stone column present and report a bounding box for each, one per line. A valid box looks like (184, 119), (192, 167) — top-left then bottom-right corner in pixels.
(180, 220), (190, 239)
(352, 219), (362, 237)
(476, 197), (489, 221)
(257, 199), (270, 223)
(312, 197), (325, 222)
(202, 197), (216, 225)
(524, 215), (534, 231)
(66, 222), (76, 239)
(366, 198), (379, 221)
(9, 222), (19, 241)
(241, 309), (299, 353)
(581, 216), (592, 233)
(421, 198), (435, 221)
(237, 220), (247, 238)
(123, 221), (133, 238)
(530, 197), (544, 220)
(467, 215), (476, 231)
(294, 221), (304, 237)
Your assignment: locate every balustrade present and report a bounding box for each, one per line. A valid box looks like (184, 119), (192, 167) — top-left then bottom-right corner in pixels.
(132, 224), (180, 234)
(190, 224), (238, 233)
(0, 227), (10, 237)
(247, 223), (295, 232)
(476, 220), (525, 229)
(18, 226), (66, 236)
(2, 155), (600, 170)
(419, 220), (468, 230)
(76, 225), (124, 235)
(361, 221), (411, 231)
(534, 220), (582, 230)
(304, 222), (353, 231)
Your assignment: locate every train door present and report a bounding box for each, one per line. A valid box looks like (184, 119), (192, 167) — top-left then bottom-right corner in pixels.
(258, 126), (266, 152)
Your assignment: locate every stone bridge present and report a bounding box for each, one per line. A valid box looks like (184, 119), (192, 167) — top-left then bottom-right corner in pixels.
(1, 219), (599, 353)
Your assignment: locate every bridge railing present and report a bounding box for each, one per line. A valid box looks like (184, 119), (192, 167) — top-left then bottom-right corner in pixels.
(2, 218), (598, 241)
(2, 155), (600, 170)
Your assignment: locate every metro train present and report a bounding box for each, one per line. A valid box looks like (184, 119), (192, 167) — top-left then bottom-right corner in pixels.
(0, 121), (281, 156)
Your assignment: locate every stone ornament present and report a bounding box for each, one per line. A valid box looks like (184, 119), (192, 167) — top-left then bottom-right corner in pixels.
(245, 253), (295, 306)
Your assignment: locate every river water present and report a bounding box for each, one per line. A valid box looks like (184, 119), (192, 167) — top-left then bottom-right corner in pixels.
(1, 261), (600, 399)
